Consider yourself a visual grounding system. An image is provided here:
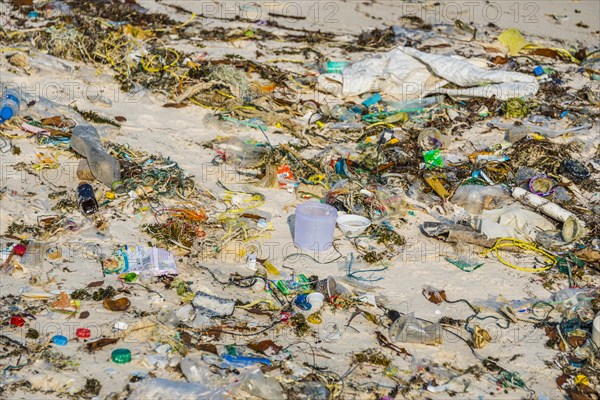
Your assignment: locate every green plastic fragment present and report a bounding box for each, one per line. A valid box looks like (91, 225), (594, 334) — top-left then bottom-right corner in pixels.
(445, 257), (484, 272)
(423, 149), (443, 169)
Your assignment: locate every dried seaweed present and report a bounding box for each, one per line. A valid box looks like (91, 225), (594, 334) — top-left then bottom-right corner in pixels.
(72, 106), (120, 127)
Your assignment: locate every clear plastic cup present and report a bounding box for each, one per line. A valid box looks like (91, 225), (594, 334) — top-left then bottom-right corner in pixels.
(294, 203), (338, 252)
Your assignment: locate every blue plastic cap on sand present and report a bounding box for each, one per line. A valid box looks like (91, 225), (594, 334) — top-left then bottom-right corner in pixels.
(0, 106), (13, 121)
(52, 335), (68, 346)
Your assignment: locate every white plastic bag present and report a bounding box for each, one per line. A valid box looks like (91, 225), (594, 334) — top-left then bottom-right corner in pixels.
(318, 47), (538, 101)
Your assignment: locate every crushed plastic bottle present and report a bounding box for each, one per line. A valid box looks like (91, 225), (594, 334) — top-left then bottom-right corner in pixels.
(70, 125), (123, 191)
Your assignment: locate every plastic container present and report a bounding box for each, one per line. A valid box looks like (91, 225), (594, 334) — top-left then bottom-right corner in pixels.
(337, 214), (371, 236)
(70, 125), (123, 191)
(307, 292), (324, 310)
(294, 203), (338, 252)
(316, 276), (337, 298)
(0, 88), (21, 123)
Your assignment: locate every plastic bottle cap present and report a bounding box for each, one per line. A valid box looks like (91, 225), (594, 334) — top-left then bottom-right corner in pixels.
(0, 106), (14, 121)
(13, 244), (27, 256)
(10, 316), (25, 327)
(111, 348), (132, 364)
(76, 328), (91, 339)
(52, 335), (68, 346)
(123, 272), (138, 282)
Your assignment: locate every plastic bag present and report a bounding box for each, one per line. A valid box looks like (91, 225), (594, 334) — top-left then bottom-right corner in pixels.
(318, 46), (538, 101)
(451, 185), (512, 215)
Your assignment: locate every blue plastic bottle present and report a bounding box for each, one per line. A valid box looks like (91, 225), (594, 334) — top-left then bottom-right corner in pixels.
(0, 89), (21, 123)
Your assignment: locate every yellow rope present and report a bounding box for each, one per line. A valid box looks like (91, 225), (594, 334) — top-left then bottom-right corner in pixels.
(482, 238), (557, 273)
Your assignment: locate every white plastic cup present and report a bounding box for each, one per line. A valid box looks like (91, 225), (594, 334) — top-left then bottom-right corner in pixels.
(294, 203), (338, 252)
(337, 214), (371, 236)
(307, 292), (325, 311)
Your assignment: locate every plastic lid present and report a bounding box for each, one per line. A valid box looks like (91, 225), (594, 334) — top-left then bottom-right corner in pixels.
(111, 348), (132, 364)
(52, 335), (68, 346)
(0, 106), (14, 121)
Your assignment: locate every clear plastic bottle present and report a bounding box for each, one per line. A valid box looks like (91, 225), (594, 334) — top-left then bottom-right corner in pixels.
(0, 88), (21, 123)
(70, 125), (123, 192)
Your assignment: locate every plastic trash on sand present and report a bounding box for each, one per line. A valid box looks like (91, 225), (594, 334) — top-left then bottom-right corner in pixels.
(103, 245), (177, 276)
(389, 313), (442, 345)
(192, 291), (235, 327)
(318, 46), (538, 101)
(70, 125), (123, 191)
(129, 378), (228, 400)
(236, 367), (285, 399)
(451, 185), (512, 215)
(512, 187), (586, 242)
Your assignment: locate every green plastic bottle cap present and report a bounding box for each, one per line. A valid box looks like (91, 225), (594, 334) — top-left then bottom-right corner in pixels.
(111, 348), (132, 364)
(123, 272), (138, 282)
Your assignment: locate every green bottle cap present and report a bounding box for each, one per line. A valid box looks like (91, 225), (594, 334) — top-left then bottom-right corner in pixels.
(123, 272), (138, 283)
(111, 348), (132, 364)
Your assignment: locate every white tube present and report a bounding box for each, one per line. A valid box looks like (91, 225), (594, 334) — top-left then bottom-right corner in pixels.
(512, 187), (586, 241)
(512, 187), (577, 223)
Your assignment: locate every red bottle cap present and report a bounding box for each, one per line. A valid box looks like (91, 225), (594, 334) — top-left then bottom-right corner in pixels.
(10, 316), (25, 327)
(280, 312), (292, 322)
(13, 244), (27, 256)
(76, 328), (91, 338)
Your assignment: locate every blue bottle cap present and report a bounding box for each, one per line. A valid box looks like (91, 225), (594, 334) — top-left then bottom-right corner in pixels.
(52, 335), (68, 346)
(0, 106), (14, 121)
(294, 294), (312, 311)
(533, 66), (545, 76)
